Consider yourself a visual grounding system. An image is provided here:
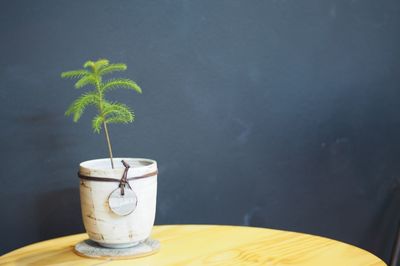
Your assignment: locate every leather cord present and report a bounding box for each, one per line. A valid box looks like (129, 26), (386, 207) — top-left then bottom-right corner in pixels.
(119, 160), (131, 196)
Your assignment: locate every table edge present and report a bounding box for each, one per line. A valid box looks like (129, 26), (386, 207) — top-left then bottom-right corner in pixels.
(0, 224), (387, 265)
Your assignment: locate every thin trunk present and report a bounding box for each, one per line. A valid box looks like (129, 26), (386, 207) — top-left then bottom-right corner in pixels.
(103, 122), (114, 169)
(94, 74), (114, 169)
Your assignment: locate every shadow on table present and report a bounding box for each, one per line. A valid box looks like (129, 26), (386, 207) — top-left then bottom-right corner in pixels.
(36, 187), (84, 241)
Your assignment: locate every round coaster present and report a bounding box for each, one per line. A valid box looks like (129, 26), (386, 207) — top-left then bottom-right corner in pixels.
(74, 238), (160, 260)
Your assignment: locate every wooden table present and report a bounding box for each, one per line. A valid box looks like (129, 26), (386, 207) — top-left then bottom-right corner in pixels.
(0, 225), (386, 265)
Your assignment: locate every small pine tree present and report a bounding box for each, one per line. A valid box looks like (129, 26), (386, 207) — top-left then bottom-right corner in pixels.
(61, 59), (142, 169)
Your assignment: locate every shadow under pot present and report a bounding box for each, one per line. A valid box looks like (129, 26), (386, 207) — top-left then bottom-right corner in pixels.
(78, 158), (157, 248)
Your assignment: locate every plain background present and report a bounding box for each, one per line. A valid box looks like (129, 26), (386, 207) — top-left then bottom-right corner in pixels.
(1, 0), (400, 263)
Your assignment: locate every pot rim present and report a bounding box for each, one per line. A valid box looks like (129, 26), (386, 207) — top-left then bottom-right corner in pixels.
(79, 158), (157, 178)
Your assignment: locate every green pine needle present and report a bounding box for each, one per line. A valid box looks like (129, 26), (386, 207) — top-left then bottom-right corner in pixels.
(61, 70), (89, 79)
(92, 115), (104, 133)
(94, 59), (109, 70)
(102, 78), (142, 94)
(99, 63), (127, 76)
(83, 60), (95, 69)
(74, 74), (96, 89)
(103, 102), (135, 124)
(65, 92), (99, 122)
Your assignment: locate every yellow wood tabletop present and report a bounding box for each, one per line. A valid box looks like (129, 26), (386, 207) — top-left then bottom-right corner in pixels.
(0, 225), (386, 266)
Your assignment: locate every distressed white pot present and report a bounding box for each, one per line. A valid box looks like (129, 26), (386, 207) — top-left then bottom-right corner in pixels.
(79, 158), (157, 248)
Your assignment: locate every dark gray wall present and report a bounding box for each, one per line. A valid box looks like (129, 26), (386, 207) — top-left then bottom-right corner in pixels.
(1, 0), (399, 263)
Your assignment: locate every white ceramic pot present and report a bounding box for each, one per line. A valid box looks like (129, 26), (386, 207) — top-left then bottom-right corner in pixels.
(79, 158), (157, 248)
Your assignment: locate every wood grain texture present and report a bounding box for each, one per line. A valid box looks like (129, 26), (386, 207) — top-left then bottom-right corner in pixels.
(0, 225), (386, 266)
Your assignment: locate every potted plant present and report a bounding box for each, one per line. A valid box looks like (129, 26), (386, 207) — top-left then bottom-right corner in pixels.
(61, 59), (158, 249)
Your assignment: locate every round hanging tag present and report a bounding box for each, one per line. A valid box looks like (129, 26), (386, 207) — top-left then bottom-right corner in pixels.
(108, 187), (138, 216)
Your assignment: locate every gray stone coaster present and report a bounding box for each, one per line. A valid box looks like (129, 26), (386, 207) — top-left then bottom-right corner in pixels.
(74, 238), (160, 260)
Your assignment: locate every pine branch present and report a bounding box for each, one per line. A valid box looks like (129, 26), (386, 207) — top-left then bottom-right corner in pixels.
(83, 59), (109, 73)
(83, 60), (95, 69)
(65, 92), (99, 122)
(101, 78), (142, 94)
(92, 115), (104, 133)
(74, 74), (96, 89)
(103, 102), (135, 124)
(61, 69), (89, 79)
(98, 63), (127, 76)
(94, 59), (110, 70)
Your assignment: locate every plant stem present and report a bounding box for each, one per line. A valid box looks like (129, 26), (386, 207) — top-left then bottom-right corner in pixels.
(94, 71), (114, 169)
(103, 121), (114, 169)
